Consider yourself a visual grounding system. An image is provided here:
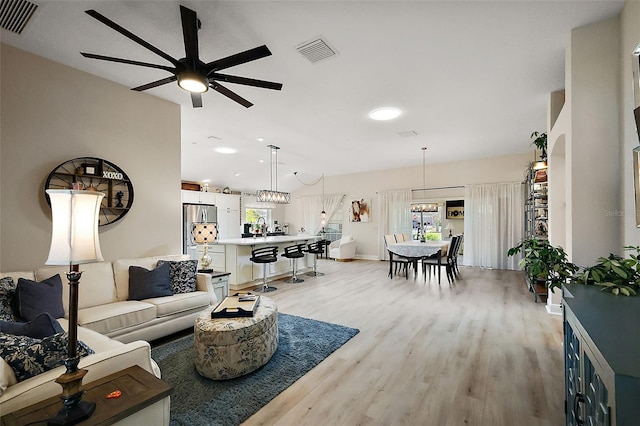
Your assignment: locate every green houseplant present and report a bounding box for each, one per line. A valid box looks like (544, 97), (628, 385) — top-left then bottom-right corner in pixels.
(530, 131), (548, 161)
(571, 246), (640, 296)
(508, 238), (577, 292)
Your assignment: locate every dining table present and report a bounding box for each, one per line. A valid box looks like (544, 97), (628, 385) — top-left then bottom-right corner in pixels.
(387, 240), (450, 279)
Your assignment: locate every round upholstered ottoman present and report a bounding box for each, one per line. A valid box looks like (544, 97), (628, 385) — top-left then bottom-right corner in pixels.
(194, 296), (278, 380)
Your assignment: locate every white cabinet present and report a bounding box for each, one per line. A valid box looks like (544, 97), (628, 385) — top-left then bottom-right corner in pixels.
(216, 194), (241, 239)
(181, 190), (217, 205)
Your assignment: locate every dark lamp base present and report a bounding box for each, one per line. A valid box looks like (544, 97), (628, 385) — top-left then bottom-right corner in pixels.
(198, 269), (213, 273)
(48, 400), (96, 426)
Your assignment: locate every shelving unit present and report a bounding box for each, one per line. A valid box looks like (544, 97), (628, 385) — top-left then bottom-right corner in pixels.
(524, 161), (548, 240)
(523, 161), (549, 303)
(44, 157), (134, 226)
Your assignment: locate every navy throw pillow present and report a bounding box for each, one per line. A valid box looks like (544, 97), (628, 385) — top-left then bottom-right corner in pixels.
(128, 262), (172, 300)
(0, 312), (64, 339)
(16, 275), (65, 321)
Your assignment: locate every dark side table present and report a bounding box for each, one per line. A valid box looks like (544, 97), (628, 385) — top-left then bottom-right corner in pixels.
(1, 365), (172, 426)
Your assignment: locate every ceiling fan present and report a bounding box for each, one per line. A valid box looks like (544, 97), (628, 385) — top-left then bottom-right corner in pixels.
(81, 6), (282, 108)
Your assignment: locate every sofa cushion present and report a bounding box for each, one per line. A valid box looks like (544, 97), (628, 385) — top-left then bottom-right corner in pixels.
(0, 313), (64, 339)
(156, 259), (198, 294)
(128, 263), (172, 301)
(0, 332), (93, 382)
(0, 357), (17, 394)
(113, 255), (189, 301)
(145, 291), (210, 317)
(0, 278), (17, 322)
(76, 301), (156, 335)
(36, 262), (117, 314)
(16, 275), (64, 321)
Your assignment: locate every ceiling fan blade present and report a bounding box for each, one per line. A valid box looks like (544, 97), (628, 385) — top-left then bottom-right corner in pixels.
(209, 73), (282, 90)
(211, 82), (253, 108)
(191, 92), (203, 108)
(81, 52), (176, 73)
(132, 76), (177, 91)
(180, 6), (200, 67)
(85, 9), (180, 67)
(205, 45), (272, 74)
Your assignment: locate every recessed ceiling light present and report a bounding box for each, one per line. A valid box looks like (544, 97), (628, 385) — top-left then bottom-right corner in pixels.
(214, 147), (237, 154)
(257, 137), (264, 142)
(202, 179), (210, 183)
(259, 159), (265, 163)
(368, 107), (402, 121)
(234, 172), (240, 176)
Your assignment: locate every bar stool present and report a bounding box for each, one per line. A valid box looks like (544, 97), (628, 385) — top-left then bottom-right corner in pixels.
(282, 244), (306, 283)
(319, 239), (332, 259)
(250, 246), (278, 292)
(306, 241), (325, 276)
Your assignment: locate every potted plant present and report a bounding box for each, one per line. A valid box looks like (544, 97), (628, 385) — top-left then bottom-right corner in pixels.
(530, 131), (548, 161)
(571, 246), (640, 296)
(508, 238), (577, 292)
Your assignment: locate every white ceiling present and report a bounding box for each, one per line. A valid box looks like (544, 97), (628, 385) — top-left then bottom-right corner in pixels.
(1, 0), (624, 192)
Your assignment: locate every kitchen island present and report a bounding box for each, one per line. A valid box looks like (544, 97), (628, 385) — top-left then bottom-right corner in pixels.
(217, 235), (319, 290)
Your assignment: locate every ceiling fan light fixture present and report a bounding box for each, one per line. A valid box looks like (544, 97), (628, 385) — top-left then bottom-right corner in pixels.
(178, 71), (209, 93)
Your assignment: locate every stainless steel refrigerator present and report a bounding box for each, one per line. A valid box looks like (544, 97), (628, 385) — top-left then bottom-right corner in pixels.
(183, 203), (217, 255)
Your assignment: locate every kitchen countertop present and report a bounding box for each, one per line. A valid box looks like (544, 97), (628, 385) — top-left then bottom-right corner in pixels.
(218, 235), (318, 246)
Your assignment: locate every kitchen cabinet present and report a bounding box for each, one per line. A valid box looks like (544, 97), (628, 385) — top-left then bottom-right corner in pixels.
(563, 284), (640, 425)
(181, 190), (217, 205)
(216, 193), (241, 239)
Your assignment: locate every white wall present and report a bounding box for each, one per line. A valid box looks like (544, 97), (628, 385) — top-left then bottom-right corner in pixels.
(286, 152), (532, 259)
(567, 17), (621, 267)
(622, 1), (640, 247)
(0, 44), (182, 271)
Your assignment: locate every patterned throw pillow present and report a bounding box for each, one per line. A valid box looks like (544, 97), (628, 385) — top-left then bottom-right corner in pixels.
(0, 332), (94, 382)
(0, 278), (17, 322)
(157, 259), (198, 294)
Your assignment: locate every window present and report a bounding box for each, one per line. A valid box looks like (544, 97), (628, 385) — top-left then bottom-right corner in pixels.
(411, 203), (442, 240)
(245, 208), (272, 228)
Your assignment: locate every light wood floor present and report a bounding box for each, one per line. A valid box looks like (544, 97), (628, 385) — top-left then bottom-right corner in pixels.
(241, 259), (564, 426)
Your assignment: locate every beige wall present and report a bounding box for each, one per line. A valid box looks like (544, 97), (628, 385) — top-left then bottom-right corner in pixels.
(567, 17), (621, 267)
(622, 1), (640, 246)
(286, 152), (532, 259)
(0, 44), (182, 271)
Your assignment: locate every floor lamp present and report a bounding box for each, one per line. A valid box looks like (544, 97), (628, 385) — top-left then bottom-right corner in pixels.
(46, 189), (104, 425)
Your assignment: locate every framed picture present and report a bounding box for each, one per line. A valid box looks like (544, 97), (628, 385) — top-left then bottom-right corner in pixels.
(350, 198), (371, 222)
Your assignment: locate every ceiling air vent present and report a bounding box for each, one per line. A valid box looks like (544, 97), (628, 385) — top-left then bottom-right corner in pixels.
(398, 130), (419, 138)
(296, 38), (336, 63)
(0, 0), (38, 34)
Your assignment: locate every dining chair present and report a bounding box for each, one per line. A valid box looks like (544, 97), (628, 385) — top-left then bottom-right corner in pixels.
(443, 235), (460, 283)
(451, 234), (463, 276)
(421, 248), (443, 284)
(384, 234), (411, 279)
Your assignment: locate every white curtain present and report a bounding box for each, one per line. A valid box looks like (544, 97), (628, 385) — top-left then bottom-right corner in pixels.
(463, 182), (523, 270)
(299, 194), (344, 235)
(377, 190), (412, 260)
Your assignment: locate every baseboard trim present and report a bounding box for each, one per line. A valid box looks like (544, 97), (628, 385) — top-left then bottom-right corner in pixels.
(546, 301), (562, 316)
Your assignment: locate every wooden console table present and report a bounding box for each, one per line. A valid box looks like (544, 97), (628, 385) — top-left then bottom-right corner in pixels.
(1, 365), (172, 426)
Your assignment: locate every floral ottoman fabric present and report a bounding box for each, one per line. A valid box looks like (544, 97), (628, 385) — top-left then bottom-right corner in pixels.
(194, 297), (278, 380)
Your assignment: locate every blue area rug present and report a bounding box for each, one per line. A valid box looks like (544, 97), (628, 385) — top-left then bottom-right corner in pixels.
(151, 313), (359, 426)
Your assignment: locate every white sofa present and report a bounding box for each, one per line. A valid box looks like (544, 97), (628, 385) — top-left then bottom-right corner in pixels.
(0, 254), (218, 421)
(329, 235), (356, 261)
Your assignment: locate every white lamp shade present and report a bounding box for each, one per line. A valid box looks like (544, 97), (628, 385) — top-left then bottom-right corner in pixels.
(445, 223), (455, 230)
(45, 190), (104, 265)
(192, 222), (218, 244)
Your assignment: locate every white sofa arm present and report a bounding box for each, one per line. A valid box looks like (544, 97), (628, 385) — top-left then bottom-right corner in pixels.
(329, 240), (340, 250)
(0, 340), (158, 416)
(339, 239), (357, 257)
(197, 273), (218, 305)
